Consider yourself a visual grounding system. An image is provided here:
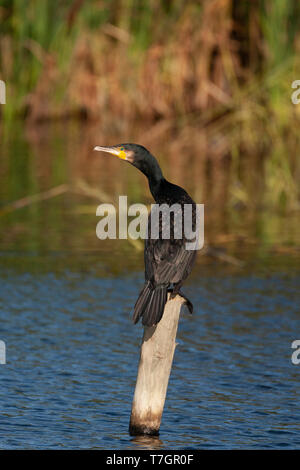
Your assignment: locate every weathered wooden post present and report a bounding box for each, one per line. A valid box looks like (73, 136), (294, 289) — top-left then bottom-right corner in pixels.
(129, 293), (187, 436)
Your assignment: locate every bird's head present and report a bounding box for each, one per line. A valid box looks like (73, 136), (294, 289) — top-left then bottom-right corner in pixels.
(93, 143), (145, 163)
(93, 143), (163, 182)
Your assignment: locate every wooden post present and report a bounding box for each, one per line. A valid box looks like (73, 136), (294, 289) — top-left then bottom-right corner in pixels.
(129, 294), (186, 436)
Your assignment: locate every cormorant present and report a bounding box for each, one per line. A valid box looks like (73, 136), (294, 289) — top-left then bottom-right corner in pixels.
(94, 143), (197, 326)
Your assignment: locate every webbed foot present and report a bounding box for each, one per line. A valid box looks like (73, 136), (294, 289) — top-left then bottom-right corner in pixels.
(168, 288), (193, 314)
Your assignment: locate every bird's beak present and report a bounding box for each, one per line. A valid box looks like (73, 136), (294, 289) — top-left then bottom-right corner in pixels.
(93, 146), (127, 160)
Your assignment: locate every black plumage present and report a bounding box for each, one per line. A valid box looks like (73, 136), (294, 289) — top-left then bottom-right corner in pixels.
(94, 143), (197, 326)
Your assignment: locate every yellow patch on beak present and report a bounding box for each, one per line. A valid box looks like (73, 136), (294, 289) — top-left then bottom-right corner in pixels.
(93, 145), (128, 161)
(118, 150), (127, 160)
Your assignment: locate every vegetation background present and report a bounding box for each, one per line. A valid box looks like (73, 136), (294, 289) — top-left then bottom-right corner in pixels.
(0, 0), (299, 265)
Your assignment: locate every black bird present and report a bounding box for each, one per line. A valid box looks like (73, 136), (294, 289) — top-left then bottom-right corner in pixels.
(94, 143), (197, 326)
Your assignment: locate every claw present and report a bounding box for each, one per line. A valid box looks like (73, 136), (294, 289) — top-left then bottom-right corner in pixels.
(167, 288), (193, 314)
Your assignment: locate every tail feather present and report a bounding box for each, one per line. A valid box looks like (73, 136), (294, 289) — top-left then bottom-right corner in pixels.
(133, 282), (152, 324)
(133, 282), (168, 326)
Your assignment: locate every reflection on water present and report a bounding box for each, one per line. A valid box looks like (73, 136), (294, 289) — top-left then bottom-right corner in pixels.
(0, 121), (299, 449)
(130, 435), (164, 450)
(0, 120), (299, 260)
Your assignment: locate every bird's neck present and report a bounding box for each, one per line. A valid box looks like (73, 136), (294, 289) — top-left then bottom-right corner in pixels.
(142, 155), (164, 201)
(147, 164), (164, 201)
(148, 176), (164, 201)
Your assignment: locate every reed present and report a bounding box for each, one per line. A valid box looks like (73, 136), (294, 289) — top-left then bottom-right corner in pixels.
(0, 0), (299, 209)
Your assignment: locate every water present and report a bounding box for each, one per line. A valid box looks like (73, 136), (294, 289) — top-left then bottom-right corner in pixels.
(0, 259), (299, 449)
(0, 122), (299, 448)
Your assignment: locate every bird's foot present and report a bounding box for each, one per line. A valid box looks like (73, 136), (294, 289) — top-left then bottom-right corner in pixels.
(168, 289), (193, 314)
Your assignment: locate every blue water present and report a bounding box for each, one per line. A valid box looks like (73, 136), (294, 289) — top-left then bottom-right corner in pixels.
(0, 262), (299, 449)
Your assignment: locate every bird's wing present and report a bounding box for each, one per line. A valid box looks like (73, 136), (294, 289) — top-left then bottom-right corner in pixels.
(145, 236), (196, 285)
(154, 238), (196, 284)
(144, 202), (197, 285)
